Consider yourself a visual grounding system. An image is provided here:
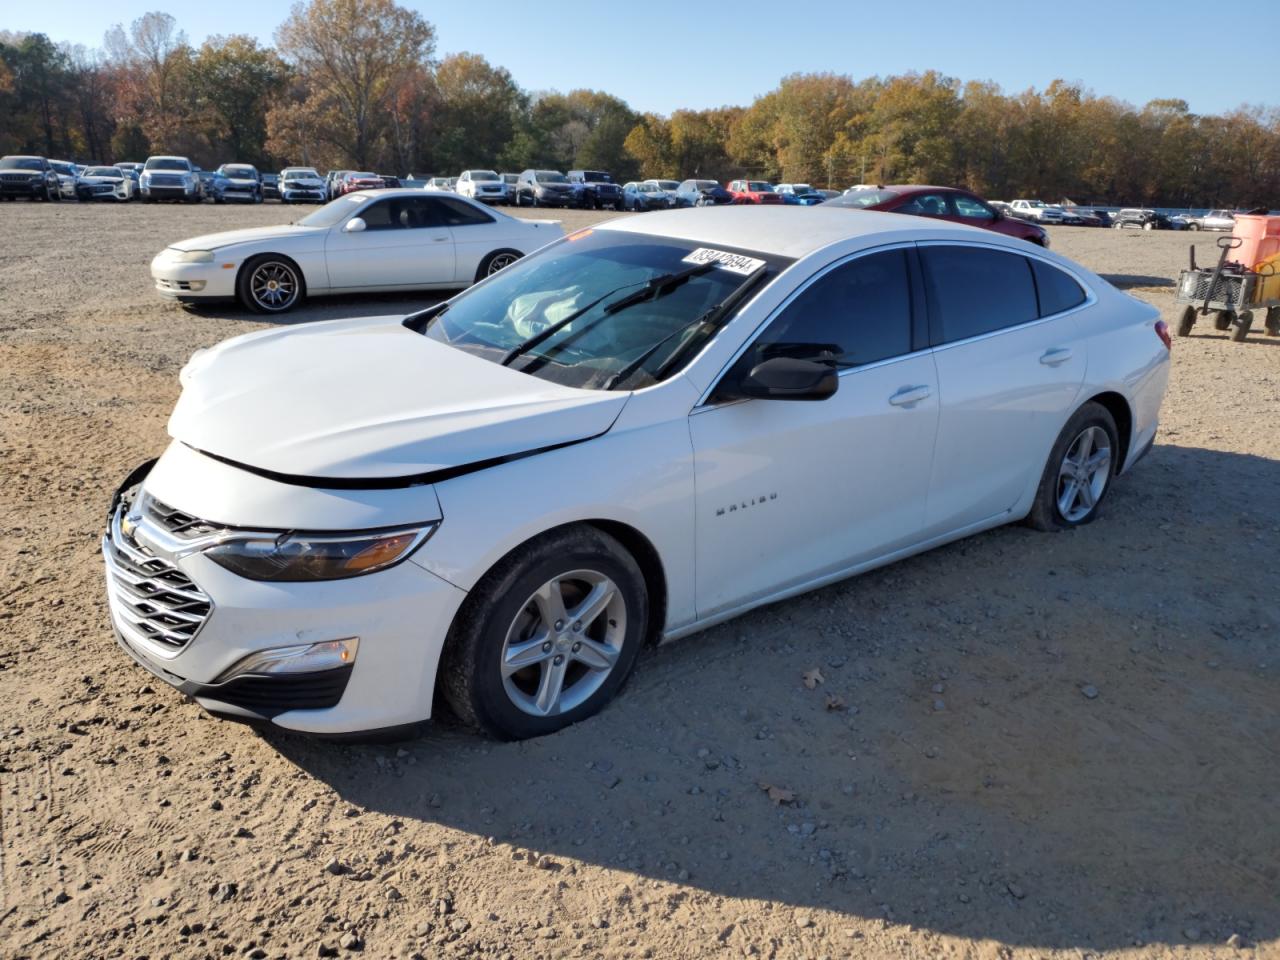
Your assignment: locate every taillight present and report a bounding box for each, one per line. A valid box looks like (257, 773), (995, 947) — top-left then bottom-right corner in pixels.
(1154, 320), (1172, 350)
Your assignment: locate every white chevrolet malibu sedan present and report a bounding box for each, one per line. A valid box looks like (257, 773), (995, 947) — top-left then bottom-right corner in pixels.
(149, 189), (563, 314)
(107, 207), (1170, 739)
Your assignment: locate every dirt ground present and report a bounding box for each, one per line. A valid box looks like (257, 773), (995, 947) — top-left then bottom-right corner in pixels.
(0, 201), (1277, 960)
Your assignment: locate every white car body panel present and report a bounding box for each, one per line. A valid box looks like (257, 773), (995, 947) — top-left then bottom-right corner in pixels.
(149, 189), (564, 303)
(114, 207), (1169, 733)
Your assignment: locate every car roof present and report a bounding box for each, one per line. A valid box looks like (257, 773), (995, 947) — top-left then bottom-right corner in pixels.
(596, 205), (994, 259)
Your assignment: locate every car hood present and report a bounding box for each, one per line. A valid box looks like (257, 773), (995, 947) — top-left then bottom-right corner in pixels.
(222, 177), (258, 187)
(80, 176), (120, 184)
(168, 316), (629, 481)
(168, 224), (320, 251)
(284, 178), (325, 187)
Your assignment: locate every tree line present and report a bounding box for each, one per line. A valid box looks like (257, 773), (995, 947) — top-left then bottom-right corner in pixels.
(2, 0), (1277, 207)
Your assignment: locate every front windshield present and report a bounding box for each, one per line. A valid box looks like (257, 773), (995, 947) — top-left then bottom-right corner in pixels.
(536, 171), (568, 183)
(145, 158), (188, 171)
(502, 174), (518, 183)
(582, 171), (611, 182)
(1026, 200), (1046, 208)
(827, 188), (900, 208)
(694, 180), (718, 190)
(420, 231), (787, 391)
(793, 184), (814, 193)
(51, 162), (74, 175)
(85, 167), (119, 177)
(297, 194), (364, 228)
(283, 168), (319, 179)
(639, 183), (660, 193)
(656, 180), (679, 190)
(350, 172), (377, 180)
(748, 182), (773, 192)
(223, 165), (256, 178)
(471, 171), (499, 181)
(0, 157), (43, 171)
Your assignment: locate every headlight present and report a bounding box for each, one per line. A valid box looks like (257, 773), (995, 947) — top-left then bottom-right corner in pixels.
(173, 250), (214, 263)
(204, 525), (437, 581)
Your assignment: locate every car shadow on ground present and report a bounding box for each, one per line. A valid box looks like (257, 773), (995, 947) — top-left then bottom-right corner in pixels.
(180, 291), (451, 326)
(1099, 274), (1176, 289)
(268, 444), (1279, 953)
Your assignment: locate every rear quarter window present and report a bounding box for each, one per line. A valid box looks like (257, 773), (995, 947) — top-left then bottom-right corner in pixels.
(922, 245), (1038, 343)
(1031, 259), (1087, 316)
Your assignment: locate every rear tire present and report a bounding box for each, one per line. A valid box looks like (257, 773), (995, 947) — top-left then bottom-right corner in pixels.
(1213, 310), (1233, 331)
(1025, 402), (1119, 531)
(439, 525), (648, 740)
(475, 249), (522, 282)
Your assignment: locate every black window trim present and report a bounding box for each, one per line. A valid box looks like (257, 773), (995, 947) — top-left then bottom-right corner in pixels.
(916, 239), (1096, 351)
(697, 241), (929, 408)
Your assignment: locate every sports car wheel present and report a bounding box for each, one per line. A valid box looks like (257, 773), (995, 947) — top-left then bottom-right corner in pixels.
(440, 525), (647, 740)
(477, 249), (522, 281)
(1026, 402), (1118, 531)
(238, 255), (304, 314)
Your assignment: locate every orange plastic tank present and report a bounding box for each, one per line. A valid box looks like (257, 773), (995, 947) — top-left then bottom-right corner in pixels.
(1231, 214), (1280, 272)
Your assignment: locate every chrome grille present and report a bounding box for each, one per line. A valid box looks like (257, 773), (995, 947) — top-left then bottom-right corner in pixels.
(104, 505), (212, 655)
(144, 495), (220, 539)
(148, 174), (184, 186)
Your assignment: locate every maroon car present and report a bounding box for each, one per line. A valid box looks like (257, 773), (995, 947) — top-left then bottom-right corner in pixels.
(826, 185), (1049, 247)
(339, 171), (384, 195)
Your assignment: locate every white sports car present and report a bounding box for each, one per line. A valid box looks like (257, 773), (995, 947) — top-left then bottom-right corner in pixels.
(109, 207), (1170, 738)
(149, 189), (564, 313)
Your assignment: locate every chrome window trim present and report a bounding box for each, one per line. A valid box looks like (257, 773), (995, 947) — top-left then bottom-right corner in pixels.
(915, 238), (1098, 354)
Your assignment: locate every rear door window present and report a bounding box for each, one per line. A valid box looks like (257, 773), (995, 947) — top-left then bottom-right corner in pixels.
(921, 245), (1039, 343)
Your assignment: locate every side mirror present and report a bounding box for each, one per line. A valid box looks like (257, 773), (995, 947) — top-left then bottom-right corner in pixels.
(732, 356), (838, 401)
(344, 217), (367, 233)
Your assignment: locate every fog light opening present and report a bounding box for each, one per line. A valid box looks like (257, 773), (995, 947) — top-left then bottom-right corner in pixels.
(215, 638), (359, 683)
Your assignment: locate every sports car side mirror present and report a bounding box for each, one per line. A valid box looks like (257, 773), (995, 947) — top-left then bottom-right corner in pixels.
(344, 217), (367, 233)
(733, 357), (838, 401)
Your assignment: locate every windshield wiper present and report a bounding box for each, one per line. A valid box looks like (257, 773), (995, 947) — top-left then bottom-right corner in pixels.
(499, 262), (713, 368)
(604, 264), (769, 391)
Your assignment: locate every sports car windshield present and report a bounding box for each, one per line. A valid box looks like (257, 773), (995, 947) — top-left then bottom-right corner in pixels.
(296, 194), (364, 227)
(416, 231), (789, 391)
(826, 188), (899, 208)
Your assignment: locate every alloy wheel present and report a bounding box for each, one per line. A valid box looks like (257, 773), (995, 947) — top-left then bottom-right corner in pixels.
(487, 252), (520, 275)
(500, 570), (626, 717)
(1056, 426), (1111, 522)
(249, 261), (299, 312)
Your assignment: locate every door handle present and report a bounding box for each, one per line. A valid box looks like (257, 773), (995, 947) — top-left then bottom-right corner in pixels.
(1039, 347), (1073, 366)
(888, 385), (931, 407)
(433, 236), (449, 242)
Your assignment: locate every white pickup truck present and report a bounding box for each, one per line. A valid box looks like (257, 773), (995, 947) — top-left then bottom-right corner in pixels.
(1009, 199), (1066, 223)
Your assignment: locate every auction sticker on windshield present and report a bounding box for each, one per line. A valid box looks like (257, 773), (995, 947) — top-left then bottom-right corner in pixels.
(682, 248), (767, 275)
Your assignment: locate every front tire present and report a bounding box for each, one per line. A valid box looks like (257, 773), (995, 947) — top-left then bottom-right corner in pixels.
(1026, 402), (1119, 531)
(237, 254), (304, 314)
(439, 525), (648, 740)
(1231, 310), (1253, 342)
(1176, 305), (1197, 337)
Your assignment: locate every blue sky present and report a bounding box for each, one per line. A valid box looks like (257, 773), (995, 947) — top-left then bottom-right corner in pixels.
(6, 0), (1271, 117)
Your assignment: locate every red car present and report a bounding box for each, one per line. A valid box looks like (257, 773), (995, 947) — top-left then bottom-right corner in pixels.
(340, 171), (384, 195)
(725, 179), (783, 205)
(828, 185), (1049, 247)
